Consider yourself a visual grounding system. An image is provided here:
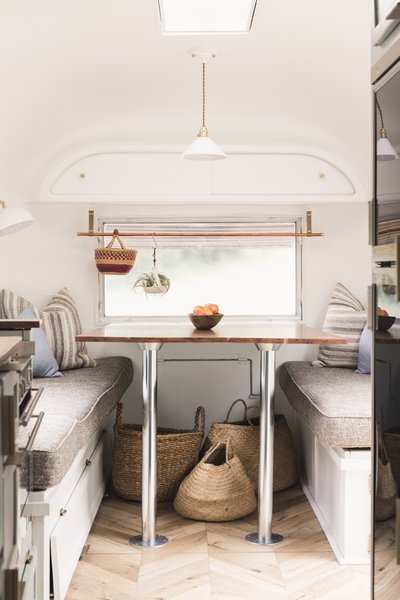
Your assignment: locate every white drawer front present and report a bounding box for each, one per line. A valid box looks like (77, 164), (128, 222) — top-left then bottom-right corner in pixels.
(50, 436), (106, 600)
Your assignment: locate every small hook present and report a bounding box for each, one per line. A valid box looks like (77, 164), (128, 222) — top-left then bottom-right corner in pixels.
(151, 235), (158, 266)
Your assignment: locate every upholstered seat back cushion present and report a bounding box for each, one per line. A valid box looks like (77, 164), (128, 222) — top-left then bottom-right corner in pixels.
(313, 282), (367, 369)
(0, 288), (95, 370)
(279, 361), (371, 448)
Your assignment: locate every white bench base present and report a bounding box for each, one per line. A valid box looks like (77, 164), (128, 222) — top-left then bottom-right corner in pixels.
(23, 415), (114, 600)
(289, 409), (371, 564)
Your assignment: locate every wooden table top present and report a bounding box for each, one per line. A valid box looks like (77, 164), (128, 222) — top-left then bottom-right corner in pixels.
(0, 319), (40, 330)
(0, 336), (22, 365)
(77, 322), (346, 345)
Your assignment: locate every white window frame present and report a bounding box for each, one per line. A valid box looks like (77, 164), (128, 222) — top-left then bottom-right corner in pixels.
(97, 215), (303, 323)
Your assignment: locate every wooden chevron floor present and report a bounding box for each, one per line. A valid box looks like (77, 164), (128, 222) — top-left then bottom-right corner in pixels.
(65, 484), (370, 600)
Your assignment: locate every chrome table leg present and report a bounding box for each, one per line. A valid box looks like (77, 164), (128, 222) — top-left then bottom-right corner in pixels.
(130, 343), (168, 548)
(246, 344), (283, 545)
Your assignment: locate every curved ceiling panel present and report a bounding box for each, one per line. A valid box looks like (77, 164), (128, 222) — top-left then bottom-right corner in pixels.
(41, 150), (356, 203)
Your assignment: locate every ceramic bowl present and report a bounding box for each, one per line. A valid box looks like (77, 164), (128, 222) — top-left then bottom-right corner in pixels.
(378, 315), (396, 331)
(188, 313), (223, 330)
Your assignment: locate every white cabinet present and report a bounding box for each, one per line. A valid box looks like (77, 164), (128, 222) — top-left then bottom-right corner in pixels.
(0, 326), (41, 600)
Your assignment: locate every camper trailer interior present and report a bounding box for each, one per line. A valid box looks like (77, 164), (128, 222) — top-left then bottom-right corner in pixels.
(0, 1), (399, 599)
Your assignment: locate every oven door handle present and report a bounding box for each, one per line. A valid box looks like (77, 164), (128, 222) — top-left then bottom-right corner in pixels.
(20, 387), (43, 426)
(24, 411), (44, 453)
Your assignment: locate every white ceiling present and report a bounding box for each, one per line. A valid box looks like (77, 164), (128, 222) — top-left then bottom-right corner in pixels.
(0, 0), (372, 202)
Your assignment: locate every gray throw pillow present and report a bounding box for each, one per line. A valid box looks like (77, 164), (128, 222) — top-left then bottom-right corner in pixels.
(356, 323), (372, 374)
(18, 306), (62, 378)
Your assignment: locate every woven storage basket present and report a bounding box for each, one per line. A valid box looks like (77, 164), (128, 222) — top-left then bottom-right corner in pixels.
(376, 426), (397, 521)
(95, 230), (137, 275)
(173, 440), (257, 521)
(111, 403), (205, 502)
(384, 427), (400, 490)
(203, 399), (298, 492)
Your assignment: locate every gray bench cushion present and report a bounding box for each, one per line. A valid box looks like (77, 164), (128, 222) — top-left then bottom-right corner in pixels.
(18, 356), (133, 490)
(279, 361), (371, 448)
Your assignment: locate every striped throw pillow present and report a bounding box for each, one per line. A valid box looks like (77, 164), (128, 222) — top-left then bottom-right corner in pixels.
(0, 288), (95, 371)
(313, 282), (367, 369)
(0, 288), (38, 319)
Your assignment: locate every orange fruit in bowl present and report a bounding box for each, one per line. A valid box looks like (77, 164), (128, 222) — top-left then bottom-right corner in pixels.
(377, 307), (389, 317)
(205, 303), (219, 314)
(192, 305), (213, 316)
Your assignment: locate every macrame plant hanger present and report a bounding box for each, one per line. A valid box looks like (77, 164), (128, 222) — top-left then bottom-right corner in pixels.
(133, 237), (171, 296)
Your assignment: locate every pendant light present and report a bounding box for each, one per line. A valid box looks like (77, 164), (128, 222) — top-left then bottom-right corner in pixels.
(182, 51), (226, 161)
(376, 96), (398, 161)
(0, 200), (34, 236)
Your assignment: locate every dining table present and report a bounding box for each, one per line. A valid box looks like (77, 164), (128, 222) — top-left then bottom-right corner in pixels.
(76, 321), (345, 548)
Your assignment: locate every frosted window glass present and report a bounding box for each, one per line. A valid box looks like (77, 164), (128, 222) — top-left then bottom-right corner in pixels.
(102, 221), (298, 318)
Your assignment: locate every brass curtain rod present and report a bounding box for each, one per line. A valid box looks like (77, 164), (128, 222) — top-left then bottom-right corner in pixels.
(77, 231), (324, 237)
(77, 210), (324, 238)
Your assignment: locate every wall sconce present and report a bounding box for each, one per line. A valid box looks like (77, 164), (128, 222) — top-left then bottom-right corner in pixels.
(182, 50), (226, 161)
(0, 200), (34, 236)
(376, 96), (398, 161)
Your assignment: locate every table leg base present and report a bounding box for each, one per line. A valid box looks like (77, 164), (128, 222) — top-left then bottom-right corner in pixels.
(129, 534), (169, 548)
(245, 532), (283, 545)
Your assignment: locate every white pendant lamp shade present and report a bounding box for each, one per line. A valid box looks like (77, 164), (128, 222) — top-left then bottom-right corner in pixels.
(182, 54), (226, 161)
(376, 96), (398, 161)
(182, 133), (226, 160)
(0, 201), (34, 236)
(377, 133), (398, 161)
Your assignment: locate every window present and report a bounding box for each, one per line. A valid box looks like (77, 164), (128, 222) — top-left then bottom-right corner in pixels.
(100, 219), (301, 320)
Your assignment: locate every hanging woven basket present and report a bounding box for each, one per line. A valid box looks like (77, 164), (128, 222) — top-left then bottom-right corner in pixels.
(95, 230), (137, 275)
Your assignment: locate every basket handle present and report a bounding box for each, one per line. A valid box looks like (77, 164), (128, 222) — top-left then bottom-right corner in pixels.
(244, 404), (260, 426)
(224, 398), (247, 423)
(378, 423), (391, 465)
(115, 402), (124, 429)
(225, 437), (234, 461)
(194, 406), (206, 435)
(202, 439), (234, 463)
(106, 229), (126, 250)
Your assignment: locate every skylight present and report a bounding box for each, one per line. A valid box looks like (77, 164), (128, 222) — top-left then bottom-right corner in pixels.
(157, 0), (258, 34)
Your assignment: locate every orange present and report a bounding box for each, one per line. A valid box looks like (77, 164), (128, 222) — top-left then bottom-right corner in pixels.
(205, 303), (219, 314)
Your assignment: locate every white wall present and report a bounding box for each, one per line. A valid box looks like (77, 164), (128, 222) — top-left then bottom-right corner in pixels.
(0, 201), (371, 430)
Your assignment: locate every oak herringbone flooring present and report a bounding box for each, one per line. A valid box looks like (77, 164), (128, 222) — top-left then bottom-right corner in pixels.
(65, 484), (370, 600)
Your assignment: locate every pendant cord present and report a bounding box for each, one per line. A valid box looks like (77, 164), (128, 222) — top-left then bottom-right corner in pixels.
(376, 96), (385, 131)
(202, 61), (206, 128)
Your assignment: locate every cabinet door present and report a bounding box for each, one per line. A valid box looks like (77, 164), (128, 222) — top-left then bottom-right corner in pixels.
(373, 60), (400, 598)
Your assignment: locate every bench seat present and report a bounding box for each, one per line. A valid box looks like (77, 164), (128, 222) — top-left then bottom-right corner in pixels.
(279, 361), (371, 448)
(18, 356), (133, 490)
(278, 360), (371, 564)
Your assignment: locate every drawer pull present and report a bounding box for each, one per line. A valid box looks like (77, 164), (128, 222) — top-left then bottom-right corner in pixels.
(59, 508), (67, 517)
(85, 459), (92, 467)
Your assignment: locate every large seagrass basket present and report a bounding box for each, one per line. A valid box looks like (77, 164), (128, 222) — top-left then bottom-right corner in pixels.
(173, 440), (257, 522)
(111, 403), (206, 502)
(202, 399), (298, 492)
(384, 426), (400, 490)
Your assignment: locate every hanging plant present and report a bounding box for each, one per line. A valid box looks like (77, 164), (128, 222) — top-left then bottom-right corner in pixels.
(133, 244), (170, 296)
